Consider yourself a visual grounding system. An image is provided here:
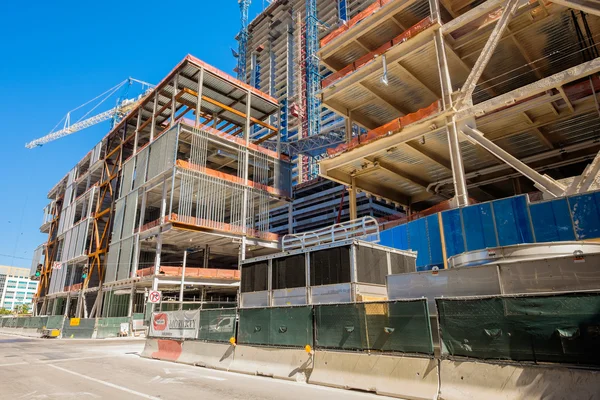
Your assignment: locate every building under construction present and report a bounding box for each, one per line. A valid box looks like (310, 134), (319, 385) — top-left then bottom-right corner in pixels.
(31, 56), (292, 318)
(29, 0), (600, 319)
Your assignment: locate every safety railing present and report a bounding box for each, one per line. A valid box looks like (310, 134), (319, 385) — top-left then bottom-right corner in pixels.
(282, 216), (380, 251)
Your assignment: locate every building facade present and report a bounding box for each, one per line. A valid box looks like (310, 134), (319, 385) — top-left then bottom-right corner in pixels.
(0, 266), (38, 311)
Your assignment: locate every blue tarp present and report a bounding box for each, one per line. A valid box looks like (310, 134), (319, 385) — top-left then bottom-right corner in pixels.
(374, 191), (600, 270)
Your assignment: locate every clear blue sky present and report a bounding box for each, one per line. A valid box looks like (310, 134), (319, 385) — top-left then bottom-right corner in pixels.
(0, 0), (267, 269)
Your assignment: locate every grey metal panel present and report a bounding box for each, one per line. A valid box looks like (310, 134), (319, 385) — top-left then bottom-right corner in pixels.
(122, 191), (138, 240)
(120, 158), (135, 196)
(117, 237), (134, 281)
(147, 128), (176, 181)
(91, 143), (102, 164)
(111, 198), (125, 243)
(310, 283), (353, 304)
(498, 254), (600, 294)
(271, 288), (307, 306)
(240, 291), (269, 308)
(62, 230), (72, 262)
(75, 220), (88, 258)
(387, 266), (502, 315)
(134, 147), (149, 189)
(105, 243), (120, 283)
(355, 283), (387, 299)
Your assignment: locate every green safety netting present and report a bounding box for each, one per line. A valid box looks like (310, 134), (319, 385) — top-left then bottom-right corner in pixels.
(238, 306), (313, 348)
(96, 317), (130, 339)
(198, 309), (237, 342)
(437, 293), (600, 366)
(314, 300), (434, 355)
(45, 316), (65, 330)
(23, 317), (48, 329)
(62, 318), (96, 339)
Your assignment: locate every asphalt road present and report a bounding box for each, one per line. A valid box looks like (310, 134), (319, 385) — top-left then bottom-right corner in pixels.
(0, 333), (392, 400)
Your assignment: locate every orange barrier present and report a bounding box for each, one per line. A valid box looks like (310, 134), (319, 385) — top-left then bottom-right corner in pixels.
(327, 100), (441, 157)
(176, 160), (290, 198)
(151, 339), (183, 362)
(322, 17), (434, 88)
(320, 0), (394, 48)
(136, 266), (240, 280)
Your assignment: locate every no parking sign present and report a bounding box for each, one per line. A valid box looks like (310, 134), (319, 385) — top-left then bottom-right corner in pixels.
(149, 290), (162, 304)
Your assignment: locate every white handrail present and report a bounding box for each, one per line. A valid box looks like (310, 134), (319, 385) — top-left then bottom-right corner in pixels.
(282, 216), (380, 251)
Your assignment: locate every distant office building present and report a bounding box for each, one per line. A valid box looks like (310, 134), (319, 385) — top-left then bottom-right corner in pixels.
(0, 266), (38, 311)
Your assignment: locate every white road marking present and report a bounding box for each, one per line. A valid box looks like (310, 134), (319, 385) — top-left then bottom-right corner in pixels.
(48, 364), (161, 400)
(0, 361), (28, 367)
(0, 354), (129, 368)
(40, 354), (121, 364)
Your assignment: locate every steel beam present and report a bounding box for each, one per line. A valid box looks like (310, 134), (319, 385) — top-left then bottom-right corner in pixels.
(458, 57), (600, 120)
(461, 125), (566, 197)
(551, 0), (600, 17)
(349, 176), (358, 220)
(447, 118), (470, 206)
(455, 0), (521, 110)
(572, 150), (600, 193)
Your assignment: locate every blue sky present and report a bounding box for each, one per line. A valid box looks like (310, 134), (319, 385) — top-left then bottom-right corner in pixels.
(0, 0), (267, 268)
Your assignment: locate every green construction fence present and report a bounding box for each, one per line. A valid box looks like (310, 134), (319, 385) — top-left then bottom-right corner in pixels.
(198, 309), (237, 343)
(96, 317), (130, 339)
(62, 318), (96, 339)
(314, 300), (434, 355)
(238, 306), (314, 348)
(437, 292), (600, 366)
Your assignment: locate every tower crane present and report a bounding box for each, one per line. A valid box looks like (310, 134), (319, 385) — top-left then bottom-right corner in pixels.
(25, 78), (154, 149)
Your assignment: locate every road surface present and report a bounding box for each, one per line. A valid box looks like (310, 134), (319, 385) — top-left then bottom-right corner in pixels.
(0, 333), (392, 400)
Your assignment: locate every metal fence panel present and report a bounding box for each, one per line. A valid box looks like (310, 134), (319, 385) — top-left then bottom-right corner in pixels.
(315, 300), (434, 355)
(238, 308), (270, 345)
(437, 292), (600, 366)
(46, 316), (65, 330)
(238, 306), (313, 348)
(97, 317), (130, 339)
(62, 318), (96, 339)
(269, 306), (313, 347)
(198, 309), (237, 342)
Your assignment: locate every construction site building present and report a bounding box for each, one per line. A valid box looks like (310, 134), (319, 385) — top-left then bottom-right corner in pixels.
(240, 0), (404, 227)
(31, 55), (292, 318)
(317, 0), (600, 213)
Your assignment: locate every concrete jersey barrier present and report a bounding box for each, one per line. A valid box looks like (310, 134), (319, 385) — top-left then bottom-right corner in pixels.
(309, 351), (439, 400)
(228, 345), (313, 382)
(439, 359), (600, 400)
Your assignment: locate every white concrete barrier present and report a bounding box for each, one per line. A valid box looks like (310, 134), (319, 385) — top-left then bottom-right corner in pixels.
(309, 351), (438, 400)
(0, 327), (42, 338)
(141, 338), (160, 359)
(178, 341), (235, 371)
(228, 345), (313, 382)
(439, 359), (600, 400)
(141, 338), (183, 362)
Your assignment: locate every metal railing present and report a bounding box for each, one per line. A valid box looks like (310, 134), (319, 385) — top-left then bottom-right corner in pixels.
(282, 216), (379, 251)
